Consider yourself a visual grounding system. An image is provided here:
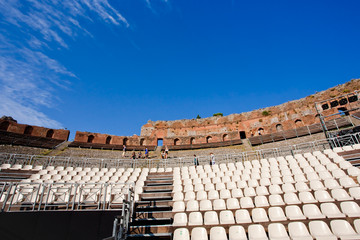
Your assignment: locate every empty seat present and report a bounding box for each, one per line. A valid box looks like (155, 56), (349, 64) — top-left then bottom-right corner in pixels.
(310, 180), (326, 191)
(226, 198), (240, 210)
(252, 208), (269, 222)
(269, 194), (285, 206)
(188, 212), (203, 226)
(324, 178), (342, 189)
(332, 189), (353, 201)
(197, 191), (208, 201)
(299, 192), (317, 204)
(235, 209), (252, 223)
(349, 187), (360, 199)
(229, 226), (247, 240)
(295, 182), (311, 192)
(240, 197), (254, 208)
(210, 226), (227, 240)
(268, 207), (287, 221)
(315, 190), (334, 202)
(269, 185), (283, 195)
(340, 201), (360, 217)
(248, 224), (268, 240)
(204, 211), (219, 225)
(173, 201), (185, 212)
(244, 187), (256, 197)
(288, 222), (312, 240)
(220, 189), (231, 199)
(285, 205), (306, 220)
(354, 219), (360, 234)
(208, 190), (219, 200)
(320, 202), (346, 218)
(309, 220), (336, 240)
(173, 213), (187, 226)
(256, 186), (269, 196)
(220, 210), (235, 224)
(213, 199), (226, 210)
(173, 192), (184, 201)
(339, 176), (358, 188)
(200, 200), (212, 211)
(284, 193), (301, 205)
(330, 219), (360, 240)
(282, 183), (296, 193)
(174, 228), (190, 240)
(231, 188), (243, 198)
(254, 196), (269, 207)
(191, 227), (208, 240)
(268, 223), (290, 240)
(186, 200), (199, 211)
(303, 204), (325, 219)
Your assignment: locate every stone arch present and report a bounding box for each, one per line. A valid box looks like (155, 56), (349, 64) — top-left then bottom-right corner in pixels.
(46, 129), (54, 138)
(222, 134), (228, 141)
(190, 137), (195, 145)
(295, 119), (303, 128)
(24, 126), (33, 135)
(0, 121), (10, 131)
(106, 136), (112, 144)
(276, 124), (283, 132)
(174, 138), (180, 145)
(140, 138), (145, 146)
(123, 138), (128, 146)
(206, 136), (212, 143)
(87, 135), (94, 143)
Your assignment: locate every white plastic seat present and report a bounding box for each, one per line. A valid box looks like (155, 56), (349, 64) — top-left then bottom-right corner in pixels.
(237, 180), (247, 188)
(240, 197), (254, 208)
(220, 189), (231, 199)
(332, 189), (353, 201)
(303, 204), (325, 219)
(282, 183), (296, 193)
(347, 167), (360, 177)
(173, 212), (187, 226)
(200, 200), (212, 211)
(186, 200), (199, 211)
(354, 219), (360, 234)
(252, 208), (269, 222)
(268, 223), (290, 240)
(231, 188), (243, 198)
(269, 185), (283, 195)
(173, 192), (184, 201)
(204, 211), (219, 225)
(284, 193), (301, 205)
(254, 196), (269, 207)
(339, 176), (358, 188)
(227, 181), (237, 190)
(295, 182), (311, 192)
(299, 192), (317, 204)
(324, 178), (342, 189)
(174, 228), (190, 240)
(310, 180), (326, 191)
(205, 183), (215, 191)
(349, 187), (360, 199)
(189, 212), (203, 226)
(330, 219), (360, 240)
(320, 202), (345, 218)
(173, 201), (185, 212)
(268, 207), (287, 221)
(226, 198), (240, 210)
(309, 220), (336, 240)
(248, 179), (259, 187)
(191, 227), (208, 240)
(213, 199), (226, 210)
(248, 224), (268, 240)
(332, 169), (347, 179)
(288, 222), (312, 240)
(229, 226), (247, 240)
(235, 209), (252, 223)
(285, 205), (306, 220)
(184, 184), (194, 192)
(340, 201), (360, 217)
(208, 190), (219, 200)
(315, 190), (335, 202)
(197, 191), (208, 201)
(219, 210), (235, 224)
(210, 226), (227, 240)
(260, 178), (271, 186)
(294, 174), (307, 182)
(269, 195), (285, 206)
(244, 187), (256, 197)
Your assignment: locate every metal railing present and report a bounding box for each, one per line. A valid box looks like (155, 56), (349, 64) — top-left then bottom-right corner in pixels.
(112, 186), (134, 240)
(0, 182), (134, 212)
(1, 133), (360, 169)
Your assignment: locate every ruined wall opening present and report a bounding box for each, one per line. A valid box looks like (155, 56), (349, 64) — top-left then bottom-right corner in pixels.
(276, 124), (283, 132)
(295, 119), (303, 128)
(206, 136), (212, 143)
(338, 107), (349, 116)
(174, 138), (180, 145)
(190, 137), (195, 145)
(106, 136), (112, 144)
(258, 128), (264, 135)
(157, 138), (163, 146)
(140, 138), (145, 146)
(222, 134), (228, 141)
(46, 129), (54, 138)
(123, 138), (128, 146)
(239, 131), (246, 139)
(0, 121), (10, 131)
(24, 126), (33, 135)
(87, 135), (94, 143)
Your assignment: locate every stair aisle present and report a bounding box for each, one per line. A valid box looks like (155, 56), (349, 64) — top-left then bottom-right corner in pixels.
(127, 171), (174, 240)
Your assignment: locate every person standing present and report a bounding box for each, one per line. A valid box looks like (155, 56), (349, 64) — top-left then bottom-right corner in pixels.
(145, 148), (149, 159)
(194, 154), (199, 166)
(122, 145), (126, 157)
(210, 153), (215, 165)
(131, 151), (136, 159)
(165, 146), (169, 159)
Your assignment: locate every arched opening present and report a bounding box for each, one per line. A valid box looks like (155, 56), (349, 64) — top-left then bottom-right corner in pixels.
(222, 134), (228, 141)
(24, 126), (33, 135)
(0, 121), (10, 131)
(239, 131), (246, 139)
(258, 128), (264, 135)
(276, 124), (283, 132)
(157, 138), (163, 146)
(87, 135), (94, 143)
(190, 137), (195, 145)
(123, 138), (128, 146)
(46, 129), (54, 138)
(106, 136), (112, 144)
(338, 107), (349, 116)
(295, 119), (303, 128)
(206, 136), (212, 143)
(140, 138), (145, 146)
(174, 138), (180, 145)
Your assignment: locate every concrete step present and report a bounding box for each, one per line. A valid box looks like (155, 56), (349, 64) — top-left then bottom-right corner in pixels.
(130, 218), (172, 226)
(136, 205), (172, 212)
(134, 211), (173, 219)
(129, 224), (173, 234)
(126, 233), (171, 240)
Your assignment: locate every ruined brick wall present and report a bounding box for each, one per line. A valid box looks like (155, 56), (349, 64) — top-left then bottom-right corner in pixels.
(0, 120), (69, 141)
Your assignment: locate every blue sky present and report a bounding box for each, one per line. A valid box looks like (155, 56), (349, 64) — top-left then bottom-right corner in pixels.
(0, 0), (359, 140)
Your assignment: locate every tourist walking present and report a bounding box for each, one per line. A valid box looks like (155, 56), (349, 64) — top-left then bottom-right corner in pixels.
(194, 154), (199, 166)
(122, 145), (126, 157)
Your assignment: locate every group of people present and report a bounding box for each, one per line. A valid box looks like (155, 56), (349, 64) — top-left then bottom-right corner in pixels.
(122, 145), (149, 159)
(161, 146), (169, 159)
(193, 153), (215, 166)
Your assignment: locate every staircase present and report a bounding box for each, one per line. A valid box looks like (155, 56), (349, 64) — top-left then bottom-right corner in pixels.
(127, 171), (174, 240)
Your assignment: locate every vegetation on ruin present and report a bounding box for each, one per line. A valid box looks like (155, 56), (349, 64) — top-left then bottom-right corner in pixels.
(261, 110), (271, 116)
(213, 113), (223, 117)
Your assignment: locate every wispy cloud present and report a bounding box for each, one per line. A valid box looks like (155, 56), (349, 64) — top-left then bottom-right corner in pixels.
(0, 0), (129, 128)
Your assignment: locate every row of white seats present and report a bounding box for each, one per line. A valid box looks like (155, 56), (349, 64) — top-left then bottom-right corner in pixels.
(173, 201), (360, 226)
(173, 219), (360, 240)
